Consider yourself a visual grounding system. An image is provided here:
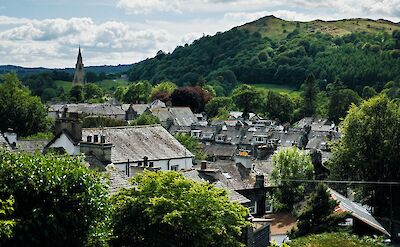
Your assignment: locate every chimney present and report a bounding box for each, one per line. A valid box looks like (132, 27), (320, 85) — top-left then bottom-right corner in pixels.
(87, 135), (92, 142)
(201, 160), (207, 170)
(54, 107), (82, 142)
(100, 135), (106, 143)
(93, 135), (99, 143)
(255, 174), (265, 188)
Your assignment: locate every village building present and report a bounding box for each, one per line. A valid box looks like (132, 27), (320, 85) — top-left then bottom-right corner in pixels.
(48, 103), (126, 120)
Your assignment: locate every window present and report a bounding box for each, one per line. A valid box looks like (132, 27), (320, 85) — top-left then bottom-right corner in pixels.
(138, 161), (143, 166)
(171, 165), (179, 171)
(149, 162), (154, 167)
(265, 197), (273, 213)
(255, 136), (264, 143)
(249, 200), (257, 215)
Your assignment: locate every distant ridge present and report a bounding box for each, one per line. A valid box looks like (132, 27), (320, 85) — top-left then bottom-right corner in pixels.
(0, 64), (133, 77)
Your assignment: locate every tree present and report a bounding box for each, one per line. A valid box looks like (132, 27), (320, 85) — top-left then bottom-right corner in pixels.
(264, 91), (294, 123)
(362, 86), (377, 99)
(171, 86), (212, 113)
(110, 171), (250, 247)
(82, 116), (127, 128)
(327, 81), (361, 123)
(150, 81), (177, 102)
(69, 84), (84, 103)
(301, 74), (319, 117)
(84, 83), (104, 102)
(205, 97), (234, 118)
(290, 184), (347, 238)
(0, 196), (15, 242)
(271, 147), (314, 212)
(114, 86), (127, 102)
(328, 95), (400, 218)
(231, 84), (263, 118)
(174, 132), (206, 160)
(129, 112), (160, 126)
(0, 73), (50, 137)
(123, 80), (153, 103)
(0, 150), (111, 247)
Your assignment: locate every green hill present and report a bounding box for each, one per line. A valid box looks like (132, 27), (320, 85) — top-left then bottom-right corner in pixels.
(128, 16), (400, 95)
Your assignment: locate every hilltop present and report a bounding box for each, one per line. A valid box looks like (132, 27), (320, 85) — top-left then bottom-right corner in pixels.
(128, 15), (400, 95)
(240, 15), (400, 40)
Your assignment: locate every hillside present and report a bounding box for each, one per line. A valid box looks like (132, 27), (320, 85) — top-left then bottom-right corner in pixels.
(128, 16), (400, 95)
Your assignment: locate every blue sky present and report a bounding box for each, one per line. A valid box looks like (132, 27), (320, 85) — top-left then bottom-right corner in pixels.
(1, 0), (399, 68)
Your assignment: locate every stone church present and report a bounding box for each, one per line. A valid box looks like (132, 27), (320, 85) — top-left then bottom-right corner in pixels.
(72, 46), (86, 85)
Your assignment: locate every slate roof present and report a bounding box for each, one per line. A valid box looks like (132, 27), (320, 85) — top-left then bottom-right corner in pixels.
(206, 161), (269, 191)
(17, 140), (48, 153)
(329, 188), (391, 236)
(82, 125), (194, 164)
(129, 104), (149, 115)
(270, 130), (304, 147)
(215, 181), (251, 204)
(150, 107), (197, 126)
(49, 103), (125, 117)
(203, 143), (237, 158)
(0, 134), (11, 151)
(105, 164), (133, 195)
(182, 169), (251, 204)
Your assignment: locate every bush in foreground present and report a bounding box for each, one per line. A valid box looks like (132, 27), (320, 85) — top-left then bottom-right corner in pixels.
(110, 171), (250, 247)
(0, 150), (111, 247)
(288, 232), (385, 247)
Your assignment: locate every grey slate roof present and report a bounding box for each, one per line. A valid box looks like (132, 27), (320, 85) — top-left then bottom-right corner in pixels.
(82, 125), (194, 164)
(150, 107), (197, 126)
(215, 181), (251, 204)
(49, 103), (125, 117)
(129, 104), (149, 115)
(0, 134), (11, 151)
(17, 140), (48, 153)
(329, 188), (390, 236)
(203, 143), (237, 158)
(105, 164), (133, 195)
(182, 169), (251, 204)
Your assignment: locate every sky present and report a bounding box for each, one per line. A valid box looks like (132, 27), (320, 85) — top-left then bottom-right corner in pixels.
(1, 0), (400, 68)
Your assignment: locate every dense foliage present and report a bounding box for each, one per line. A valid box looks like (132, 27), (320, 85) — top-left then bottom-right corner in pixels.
(328, 95), (400, 219)
(128, 17), (400, 95)
(129, 112), (160, 126)
(288, 233), (385, 247)
(82, 116), (127, 128)
(110, 171), (249, 247)
(0, 73), (50, 136)
(271, 147), (314, 212)
(174, 132), (207, 160)
(0, 196), (15, 242)
(290, 184), (347, 238)
(171, 86), (212, 113)
(0, 150), (111, 247)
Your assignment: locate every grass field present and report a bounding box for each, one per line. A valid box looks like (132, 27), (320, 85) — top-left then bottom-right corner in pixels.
(54, 79), (130, 92)
(253, 83), (301, 97)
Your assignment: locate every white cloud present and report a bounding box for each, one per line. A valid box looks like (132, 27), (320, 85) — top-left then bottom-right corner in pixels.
(0, 16), (169, 67)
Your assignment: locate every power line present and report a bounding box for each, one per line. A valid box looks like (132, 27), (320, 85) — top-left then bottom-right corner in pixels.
(280, 179), (400, 186)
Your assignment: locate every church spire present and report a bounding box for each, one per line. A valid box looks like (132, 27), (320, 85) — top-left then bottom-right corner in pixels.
(72, 46), (86, 85)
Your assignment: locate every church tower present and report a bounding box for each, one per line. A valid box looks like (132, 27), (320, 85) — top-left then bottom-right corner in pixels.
(72, 46), (86, 85)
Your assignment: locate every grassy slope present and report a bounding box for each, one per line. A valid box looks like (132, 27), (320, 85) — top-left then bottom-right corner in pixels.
(240, 16), (400, 41)
(253, 83), (300, 97)
(54, 79), (130, 92)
